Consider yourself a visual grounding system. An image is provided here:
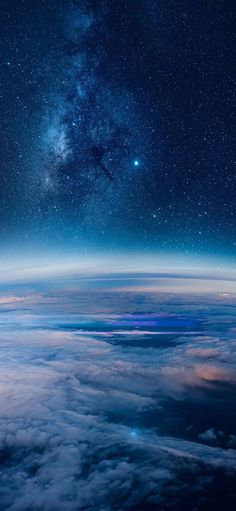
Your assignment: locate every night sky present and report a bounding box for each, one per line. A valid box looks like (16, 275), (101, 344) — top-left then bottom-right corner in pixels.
(0, 0), (235, 256)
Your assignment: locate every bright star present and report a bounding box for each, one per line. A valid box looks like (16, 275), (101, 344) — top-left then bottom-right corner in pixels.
(134, 160), (139, 167)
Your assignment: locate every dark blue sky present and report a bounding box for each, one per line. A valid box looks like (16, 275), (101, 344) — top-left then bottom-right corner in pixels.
(0, 0), (235, 256)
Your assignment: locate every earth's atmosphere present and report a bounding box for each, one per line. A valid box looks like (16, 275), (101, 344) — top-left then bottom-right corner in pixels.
(0, 267), (236, 510)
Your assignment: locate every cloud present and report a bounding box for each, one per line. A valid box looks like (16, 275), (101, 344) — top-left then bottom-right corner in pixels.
(0, 296), (24, 305)
(0, 280), (236, 509)
(199, 429), (219, 443)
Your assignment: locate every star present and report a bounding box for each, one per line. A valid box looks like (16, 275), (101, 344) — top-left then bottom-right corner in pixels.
(134, 160), (139, 167)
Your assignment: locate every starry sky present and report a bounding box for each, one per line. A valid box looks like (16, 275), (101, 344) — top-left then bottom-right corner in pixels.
(0, 0), (235, 256)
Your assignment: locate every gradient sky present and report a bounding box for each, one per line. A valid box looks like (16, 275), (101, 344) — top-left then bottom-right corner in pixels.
(0, 0), (235, 256)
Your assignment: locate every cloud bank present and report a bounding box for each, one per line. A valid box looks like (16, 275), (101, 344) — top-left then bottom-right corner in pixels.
(0, 277), (236, 509)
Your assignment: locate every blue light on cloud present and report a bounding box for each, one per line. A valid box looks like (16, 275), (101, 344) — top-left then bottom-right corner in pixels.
(130, 429), (139, 438)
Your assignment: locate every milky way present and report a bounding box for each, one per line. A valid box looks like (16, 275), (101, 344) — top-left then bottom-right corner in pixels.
(30, 1), (151, 248)
(38, 3), (145, 234)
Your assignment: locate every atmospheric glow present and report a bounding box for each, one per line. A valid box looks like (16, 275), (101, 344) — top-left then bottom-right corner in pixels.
(0, 251), (236, 290)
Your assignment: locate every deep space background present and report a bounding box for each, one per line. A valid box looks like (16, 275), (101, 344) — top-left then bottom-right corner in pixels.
(0, 0), (235, 255)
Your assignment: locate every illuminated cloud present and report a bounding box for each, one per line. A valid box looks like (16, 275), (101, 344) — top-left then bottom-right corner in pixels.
(0, 296), (24, 305)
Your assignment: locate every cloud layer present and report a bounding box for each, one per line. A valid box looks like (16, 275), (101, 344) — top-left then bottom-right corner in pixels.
(0, 276), (236, 510)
